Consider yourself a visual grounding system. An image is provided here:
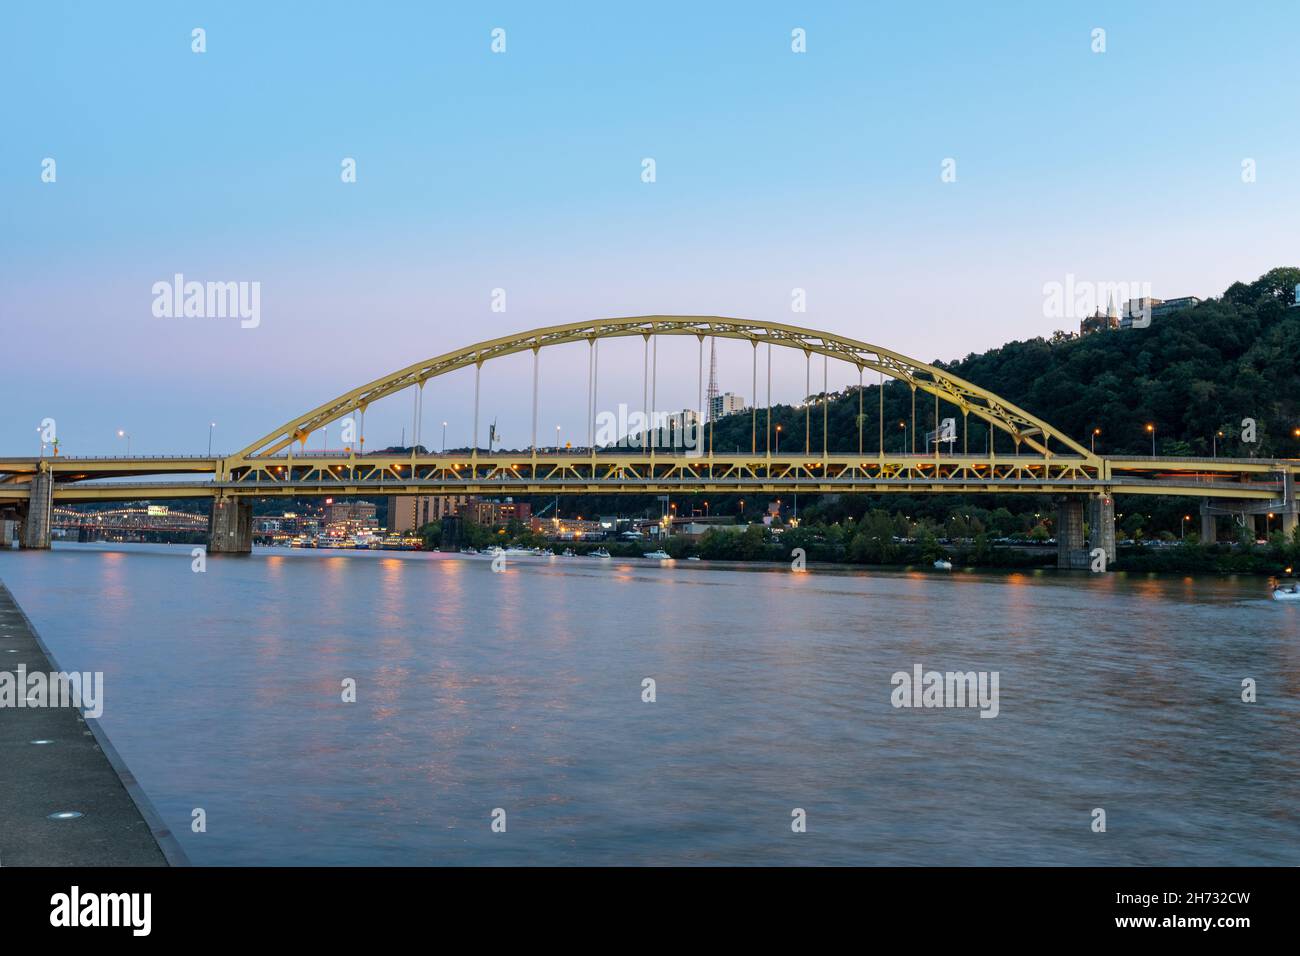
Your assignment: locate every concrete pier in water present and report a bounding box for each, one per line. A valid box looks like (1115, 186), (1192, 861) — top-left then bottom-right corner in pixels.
(208, 495), (252, 553)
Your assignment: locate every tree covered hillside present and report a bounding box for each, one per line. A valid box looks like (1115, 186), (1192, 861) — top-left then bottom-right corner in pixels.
(704, 267), (1300, 459)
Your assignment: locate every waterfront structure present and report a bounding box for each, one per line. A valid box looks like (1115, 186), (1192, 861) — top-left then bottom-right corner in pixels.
(535, 516), (603, 540)
(324, 500), (377, 535)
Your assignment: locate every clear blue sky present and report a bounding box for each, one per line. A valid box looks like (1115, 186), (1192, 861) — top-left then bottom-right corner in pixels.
(2, 1), (1297, 455)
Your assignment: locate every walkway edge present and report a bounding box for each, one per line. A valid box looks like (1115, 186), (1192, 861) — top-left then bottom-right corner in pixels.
(1, 580), (190, 867)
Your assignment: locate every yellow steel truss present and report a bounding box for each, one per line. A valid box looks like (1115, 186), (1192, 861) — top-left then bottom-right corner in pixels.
(231, 316), (1097, 461)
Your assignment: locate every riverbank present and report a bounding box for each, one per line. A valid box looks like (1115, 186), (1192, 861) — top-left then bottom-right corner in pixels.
(468, 538), (1295, 577)
(0, 579), (180, 866)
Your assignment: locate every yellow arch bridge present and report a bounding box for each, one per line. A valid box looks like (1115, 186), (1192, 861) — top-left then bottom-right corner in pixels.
(2, 317), (1296, 567)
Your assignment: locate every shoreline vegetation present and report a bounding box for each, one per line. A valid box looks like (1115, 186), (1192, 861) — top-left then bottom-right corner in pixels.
(417, 519), (1300, 577)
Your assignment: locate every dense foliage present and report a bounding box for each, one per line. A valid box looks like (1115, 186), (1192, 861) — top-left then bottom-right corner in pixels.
(697, 266), (1300, 459)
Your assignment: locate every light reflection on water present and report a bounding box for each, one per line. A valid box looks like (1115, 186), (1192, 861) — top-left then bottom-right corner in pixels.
(1, 541), (1297, 866)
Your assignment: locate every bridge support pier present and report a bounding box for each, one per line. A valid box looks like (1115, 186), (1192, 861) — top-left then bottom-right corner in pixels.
(208, 496), (252, 554)
(1087, 494), (1115, 568)
(19, 470), (53, 549)
(1055, 496), (1089, 569)
(1199, 474), (1299, 545)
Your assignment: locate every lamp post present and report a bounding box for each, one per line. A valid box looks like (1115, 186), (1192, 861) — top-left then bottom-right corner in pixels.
(1181, 514), (1189, 539)
(555, 425), (561, 451)
(442, 421), (448, 453)
(775, 424), (782, 454)
(117, 429), (131, 457)
(1213, 430), (1223, 458)
(899, 420), (907, 453)
(1146, 423), (1156, 456)
(1091, 428), (1100, 453)
(208, 421), (216, 456)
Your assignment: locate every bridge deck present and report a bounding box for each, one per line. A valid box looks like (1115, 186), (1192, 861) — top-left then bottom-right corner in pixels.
(0, 451), (1291, 502)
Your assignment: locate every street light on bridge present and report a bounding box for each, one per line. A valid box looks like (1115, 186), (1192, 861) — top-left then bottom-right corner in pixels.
(1091, 427), (1100, 453)
(117, 429), (131, 457)
(899, 420), (907, 453)
(1145, 423), (1156, 456)
(208, 421), (216, 456)
(1213, 429), (1224, 458)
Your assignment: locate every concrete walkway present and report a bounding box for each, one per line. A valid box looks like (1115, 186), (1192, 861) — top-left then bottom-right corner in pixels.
(0, 580), (178, 866)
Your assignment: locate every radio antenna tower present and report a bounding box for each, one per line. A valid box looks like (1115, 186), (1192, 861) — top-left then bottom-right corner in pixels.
(706, 336), (719, 421)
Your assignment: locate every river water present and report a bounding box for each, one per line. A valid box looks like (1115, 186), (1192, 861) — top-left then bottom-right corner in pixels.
(1, 542), (1296, 866)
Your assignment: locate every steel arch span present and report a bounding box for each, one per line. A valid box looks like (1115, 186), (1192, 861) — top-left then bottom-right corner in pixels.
(234, 316), (1093, 461)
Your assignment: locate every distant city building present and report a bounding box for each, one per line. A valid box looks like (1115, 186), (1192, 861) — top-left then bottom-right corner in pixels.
(469, 498), (531, 527)
(667, 409), (700, 430)
(708, 392), (746, 420)
(387, 495), (471, 532)
(324, 500), (377, 534)
(652, 408), (702, 449)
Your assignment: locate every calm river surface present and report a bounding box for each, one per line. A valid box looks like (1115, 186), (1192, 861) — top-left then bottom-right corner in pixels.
(2, 542), (1297, 866)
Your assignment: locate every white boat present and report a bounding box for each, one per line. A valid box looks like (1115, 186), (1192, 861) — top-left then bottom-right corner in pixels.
(1272, 584), (1300, 601)
(561, 548), (576, 557)
(644, 550), (672, 560)
(933, 559), (953, 571)
(591, 548), (611, 559)
(686, 555), (701, 561)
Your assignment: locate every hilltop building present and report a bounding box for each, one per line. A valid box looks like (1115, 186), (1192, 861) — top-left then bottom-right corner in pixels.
(708, 392), (746, 420)
(1121, 295), (1202, 328)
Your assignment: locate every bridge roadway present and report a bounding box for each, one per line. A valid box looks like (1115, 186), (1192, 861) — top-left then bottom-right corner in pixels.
(0, 450), (1293, 500)
(3, 451), (1297, 566)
